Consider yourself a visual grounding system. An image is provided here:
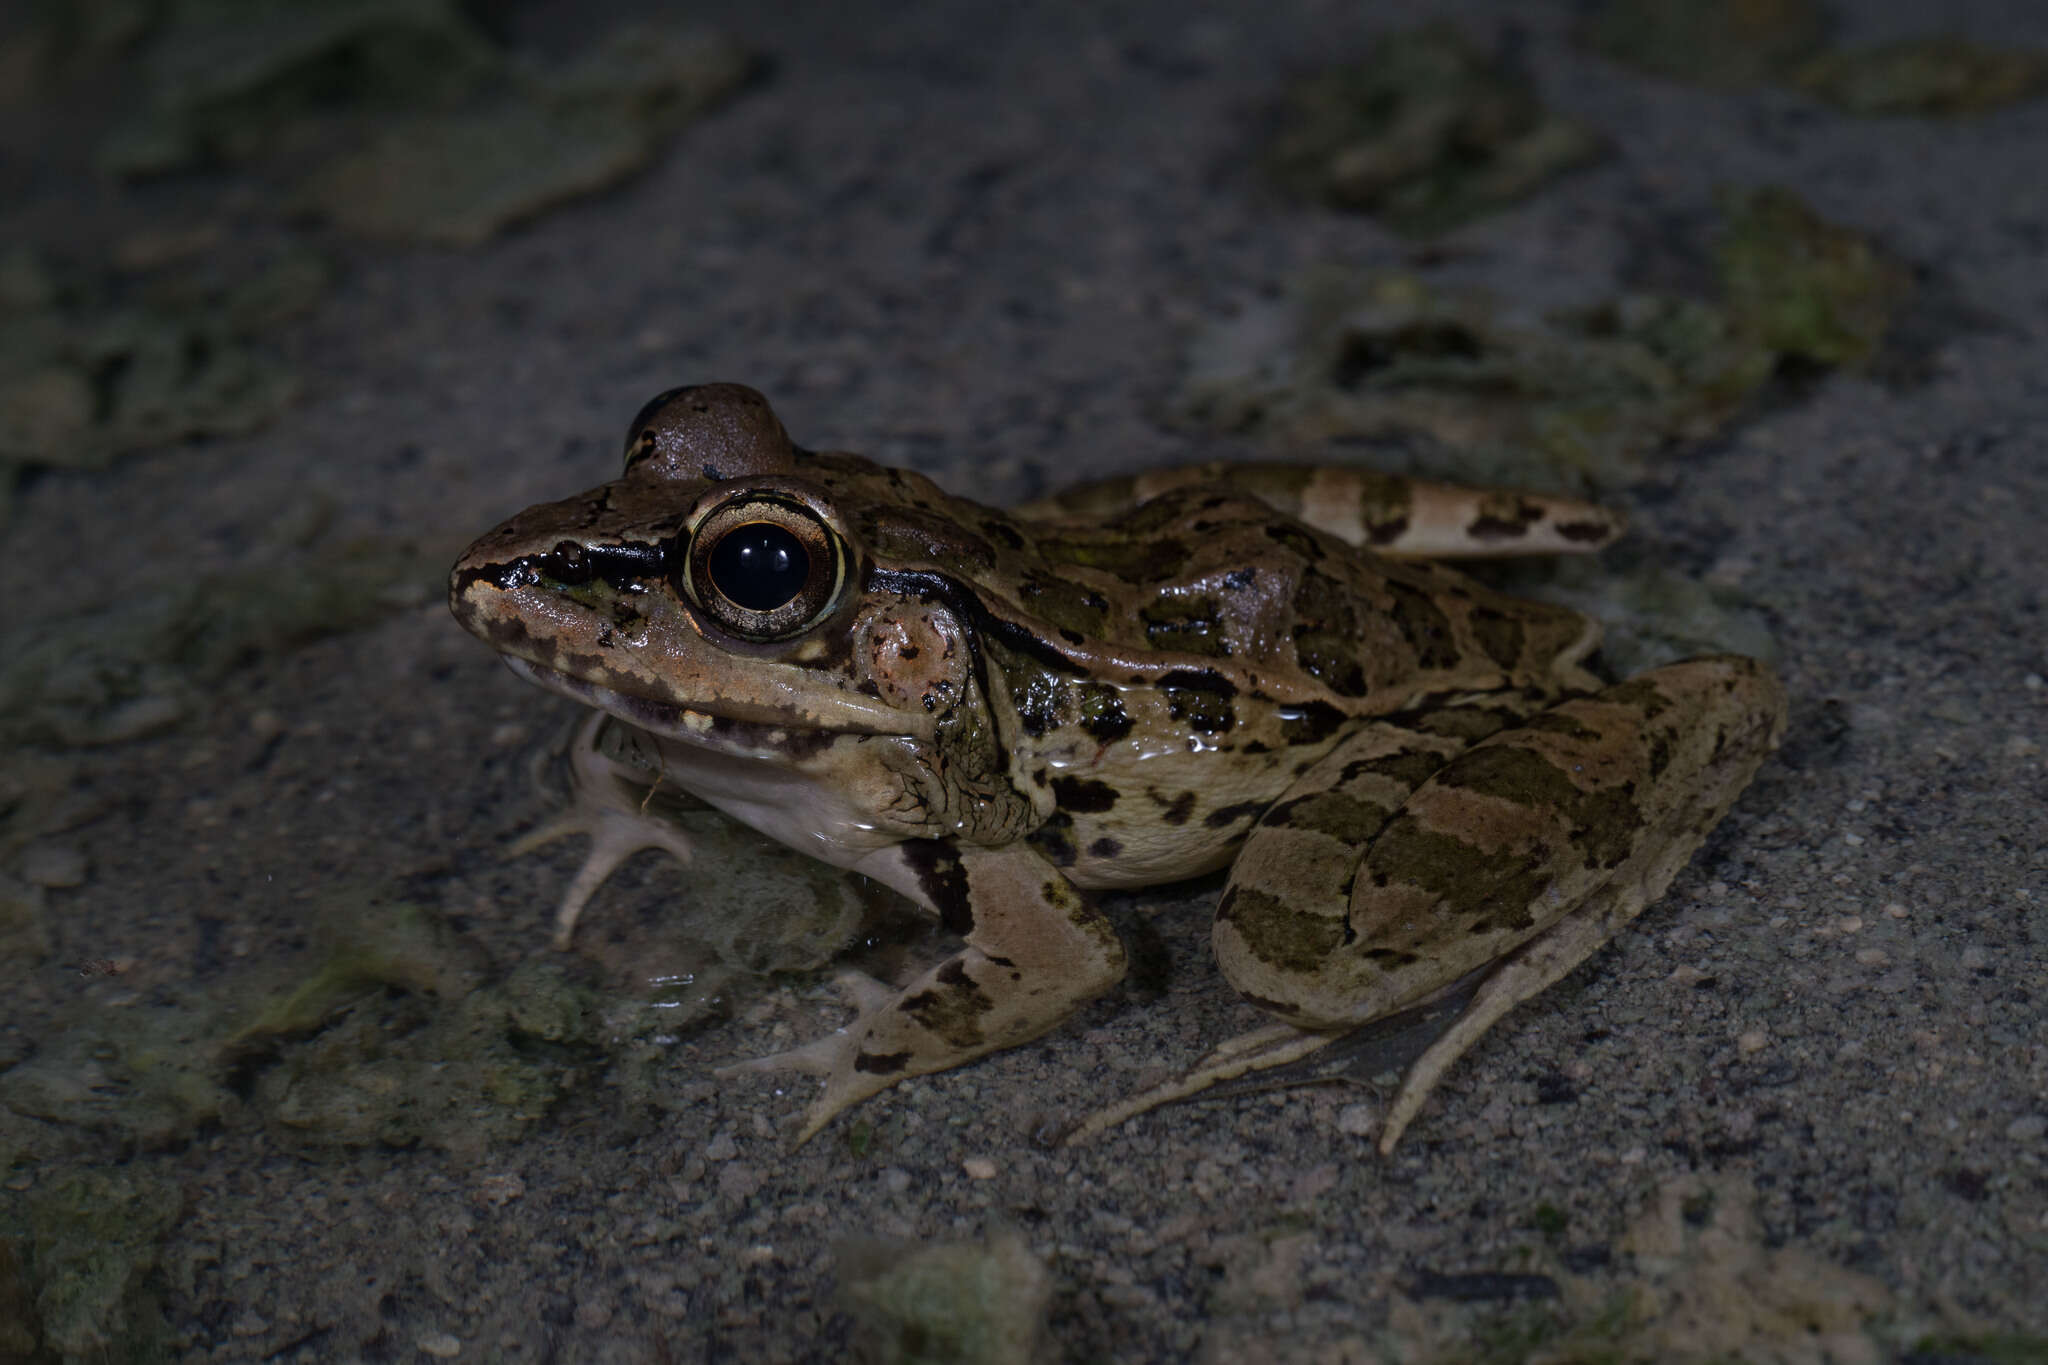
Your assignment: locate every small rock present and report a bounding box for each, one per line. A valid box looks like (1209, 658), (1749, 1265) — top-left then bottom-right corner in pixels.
(231, 1313), (270, 1337)
(881, 1167), (912, 1194)
(1336, 1103), (1377, 1137)
(1854, 948), (1888, 967)
(2006, 1115), (2047, 1143)
(1737, 1030), (1769, 1054)
(417, 1332), (462, 1359)
(704, 1130), (738, 1161)
(961, 1156), (998, 1180)
(19, 842), (87, 889)
(717, 1162), (762, 1201)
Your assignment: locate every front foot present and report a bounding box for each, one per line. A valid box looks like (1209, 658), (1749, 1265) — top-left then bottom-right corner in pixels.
(510, 712), (695, 949)
(719, 842), (1128, 1146)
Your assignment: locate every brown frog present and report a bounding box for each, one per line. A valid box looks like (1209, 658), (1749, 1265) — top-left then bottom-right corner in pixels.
(449, 383), (1786, 1150)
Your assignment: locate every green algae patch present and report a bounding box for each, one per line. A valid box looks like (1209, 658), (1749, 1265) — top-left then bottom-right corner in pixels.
(1793, 37), (2047, 116)
(1267, 25), (1604, 237)
(230, 891), (492, 1045)
(1173, 268), (1775, 491)
(0, 244), (326, 490)
(1715, 186), (1911, 370)
(0, 890), (609, 1160)
(74, 0), (754, 246)
(97, 0), (504, 177)
(3, 1166), (182, 1361)
(0, 531), (441, 747)
(300, 25), (753, 245)
(1579, 0), (1828, 89)
(225, 893), (604, 1156)
(246, 957), (605, 1156)
(837, 1228), (1053, 1365)
(1579, 1), (2044, 117)
(1172, 190), (1907, 491)
(0, 1002), (232, 1151)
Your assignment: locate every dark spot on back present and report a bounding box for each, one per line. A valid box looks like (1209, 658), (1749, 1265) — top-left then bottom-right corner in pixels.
(1051, 776), (1120, 812)
(1204, 801), (1266, 829)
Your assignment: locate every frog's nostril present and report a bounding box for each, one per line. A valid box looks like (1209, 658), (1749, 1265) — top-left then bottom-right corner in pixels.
(546, 540), (590, 583)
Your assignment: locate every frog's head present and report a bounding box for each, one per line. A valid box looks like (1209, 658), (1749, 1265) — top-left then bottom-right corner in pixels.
(450, 384), (989, 758)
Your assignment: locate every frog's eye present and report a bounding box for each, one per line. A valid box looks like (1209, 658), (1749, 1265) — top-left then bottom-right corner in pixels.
(682, 495), (849, 641)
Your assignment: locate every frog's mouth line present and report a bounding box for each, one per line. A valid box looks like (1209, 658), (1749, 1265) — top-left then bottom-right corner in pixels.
(498, 655), (904, 753)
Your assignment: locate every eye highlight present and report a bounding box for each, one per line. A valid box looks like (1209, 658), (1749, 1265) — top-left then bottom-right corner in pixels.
(681, 494), (848, 641)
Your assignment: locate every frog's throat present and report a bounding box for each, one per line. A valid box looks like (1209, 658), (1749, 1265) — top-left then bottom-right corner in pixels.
(498, 656), (915, 752)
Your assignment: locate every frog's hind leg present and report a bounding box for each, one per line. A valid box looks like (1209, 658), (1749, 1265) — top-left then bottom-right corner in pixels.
(722, 841), (1128, 1146)
(1074, 656), (1787, 1151)
(1361, 658), (1787, 1151)
(1063, 719), (1467, 1144)
(1017, 463), (1623, 559)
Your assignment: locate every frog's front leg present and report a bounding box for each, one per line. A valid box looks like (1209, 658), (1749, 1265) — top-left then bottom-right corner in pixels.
(1077, 655), (1786, 1151)
(724, 841), (1127, 1145)
(508, 712), (697, 949)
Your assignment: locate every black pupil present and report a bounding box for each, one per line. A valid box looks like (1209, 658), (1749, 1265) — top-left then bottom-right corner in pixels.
(707, 522), (809, 612)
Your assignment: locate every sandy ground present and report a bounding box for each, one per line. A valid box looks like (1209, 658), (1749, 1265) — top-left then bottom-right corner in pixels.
(1, 0), (2044, 1360)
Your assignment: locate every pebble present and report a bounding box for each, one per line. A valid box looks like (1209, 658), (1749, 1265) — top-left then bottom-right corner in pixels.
(961, 1156), (998, 1180)
(704, 1130), (738, 1161)
(1737, 1030), (1769, 1054)
(19, 843), (87, 889)
(2007, 1115), (2047, 1143)
(418, 1333), (462, 1358)
(1854, 948), (1888, 967)
(1336, 1103), (1377, 1138)
(1883, 902), (1908, 919)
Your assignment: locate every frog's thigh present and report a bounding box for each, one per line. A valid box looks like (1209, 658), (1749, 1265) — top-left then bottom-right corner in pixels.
(737, 841), (1127, 1144)
(1213, 721), (1466, 1016)
(1367, 655), (1786, 1149)
(1226, 655), (1785, 1027)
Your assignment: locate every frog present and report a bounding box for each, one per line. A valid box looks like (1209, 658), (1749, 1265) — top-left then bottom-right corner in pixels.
(449, 383), (1787, 1152)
